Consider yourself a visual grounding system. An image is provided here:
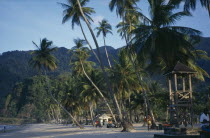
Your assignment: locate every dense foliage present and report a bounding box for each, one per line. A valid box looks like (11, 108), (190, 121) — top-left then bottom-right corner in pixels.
(0, 0), (210, 128)
(0, 46), (209, 124)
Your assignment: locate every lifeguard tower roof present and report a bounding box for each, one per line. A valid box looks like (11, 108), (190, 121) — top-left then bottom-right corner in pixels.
(164, 62), (196, 75)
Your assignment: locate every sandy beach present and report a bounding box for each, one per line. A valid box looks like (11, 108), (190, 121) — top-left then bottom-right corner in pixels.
(0, 123), (163, 138)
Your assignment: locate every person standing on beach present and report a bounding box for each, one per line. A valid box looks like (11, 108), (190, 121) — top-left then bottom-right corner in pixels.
(95, 120), (99, 128)
(4, 126), (6, 133)
(200, 108), (210, 132)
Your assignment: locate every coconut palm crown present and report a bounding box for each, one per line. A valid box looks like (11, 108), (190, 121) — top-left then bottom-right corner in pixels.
(95, 19), (113, 40)
(59, 0), (95, 29)
(70, 38), (90, 60)
(109, 0), (140, 17)
(95, 19), (113, 67)
(132, 0), (202, 71)
(183, 0), (210, 16)
(29, 38), (57, 72)
(70, 38), (95, 75)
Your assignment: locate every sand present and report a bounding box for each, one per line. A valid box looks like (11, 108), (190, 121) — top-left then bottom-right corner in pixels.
(0, 123), (163, 138)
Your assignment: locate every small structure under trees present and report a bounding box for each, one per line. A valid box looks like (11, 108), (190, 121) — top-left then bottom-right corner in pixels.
(165, 62), (196, 127)
(94, 114), (112, 121)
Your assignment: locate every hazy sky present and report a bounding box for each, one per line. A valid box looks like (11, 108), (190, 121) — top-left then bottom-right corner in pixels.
(0, 0), (210, 54)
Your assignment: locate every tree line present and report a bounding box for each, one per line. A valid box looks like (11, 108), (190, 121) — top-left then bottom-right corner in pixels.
(1, 0), (210, 132)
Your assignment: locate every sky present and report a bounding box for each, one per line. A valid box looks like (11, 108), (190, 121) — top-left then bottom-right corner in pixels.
(0, 0), (210, 54)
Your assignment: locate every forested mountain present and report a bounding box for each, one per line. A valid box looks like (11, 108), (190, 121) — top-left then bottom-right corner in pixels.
(0, 46), (118, 97)
(0, 37), (209, 97)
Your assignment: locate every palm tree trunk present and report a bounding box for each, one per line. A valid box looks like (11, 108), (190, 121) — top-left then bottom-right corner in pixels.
(89, 102), (95, 126)
(129, 96), (132, 123)
(79, 59), (117, 123)
(76, 0), (127, 130)
(49, 89), (84, 128)
(51, 107), (56, 122)
(78, 20), (100, 64)
(119, 15), (150, 129)
(57, 107), (61, 123)
(44, 72), (84, 129)
(128, 53), (156, 127)
(85, 112), (88, 125)
(125, 18), (156, 127)
(121, 99), (126, 118)
(48, 112), (51, 121)
(103, 36), (112, 68)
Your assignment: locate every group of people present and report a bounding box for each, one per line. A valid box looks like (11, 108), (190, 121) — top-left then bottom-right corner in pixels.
(143, 115), (152, 126)
(200, 108), (210, 132)
(95, 120), (114, 128)
(94, 110), (209, 131)
(95, 120), (102, 128)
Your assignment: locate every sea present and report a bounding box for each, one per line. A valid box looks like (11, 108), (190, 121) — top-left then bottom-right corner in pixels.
(0, 125), (19, 131)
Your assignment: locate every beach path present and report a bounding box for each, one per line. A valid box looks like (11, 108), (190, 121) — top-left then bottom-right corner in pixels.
(0, 123), (163, 138)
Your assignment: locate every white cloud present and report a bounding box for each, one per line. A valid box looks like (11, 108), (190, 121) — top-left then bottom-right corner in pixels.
(92, 15), (104, 25)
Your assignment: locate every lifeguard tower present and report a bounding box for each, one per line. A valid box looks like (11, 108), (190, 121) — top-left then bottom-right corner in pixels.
(165, 62), (196, 127)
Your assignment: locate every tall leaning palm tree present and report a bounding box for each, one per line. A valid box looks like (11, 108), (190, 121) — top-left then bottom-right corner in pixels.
(80, 70), (102, 126)
(59, 0), (100, 63)
(109, 0), (140, 44)
(95, 19), (113, 68)
(131, 0), (207, 125)
(29, 38), (83, 129)
(70, 38), (117, 123)
(116, 8), (142, 43)
(110, 49), (142, 122)
(75, 0), (127, 131)
(110, 0), (155, 129)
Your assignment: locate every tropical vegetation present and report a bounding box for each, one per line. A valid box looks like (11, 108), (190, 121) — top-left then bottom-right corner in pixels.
(0, 0), (210, 133)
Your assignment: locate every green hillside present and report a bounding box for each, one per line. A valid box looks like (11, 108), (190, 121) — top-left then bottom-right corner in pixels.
(0, 46), (118, 97)
(0, 37), (209, 97)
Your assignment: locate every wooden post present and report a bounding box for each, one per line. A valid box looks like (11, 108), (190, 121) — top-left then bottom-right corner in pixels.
(182, 76), (185, 92)
(168, 76), (173, 124)
(188, 74), (192, 104)
(189, 74), (192, 92)
(188, 74), (193, 126)
(168, 76), (173, 104)
(174, 74), (179, 125)
(174, 74), (178, 104)
(166, 106), (169, 122)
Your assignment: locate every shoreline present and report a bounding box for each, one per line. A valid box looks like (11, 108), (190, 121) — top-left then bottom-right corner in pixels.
(0, 123), (164, 138)
(0, 124), (27, 134)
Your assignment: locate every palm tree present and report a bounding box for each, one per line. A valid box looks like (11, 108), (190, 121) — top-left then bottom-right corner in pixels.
(116, 8), (142, 44)
(110, 49), (142, 122)
(132, 0), (204, 74)
(109, 0), (139, 17)
(131, 0), (207, 126)
(62, 80), (83, 124)
(80, 70), (102, 126)
(183, 0), (210, 16)
(110, 0), (140, 44)
(70, 38), (95, 77)
(59, 0), (100, 63)
(76, 0), (126, 130)
(70, 38), (117, 123)
(29, 38), (84, 129)
(29, 38), (57, 72)
(146, 80), (169, 123)
(95, 19), (113, 68)
(110, 0), (154, 130)
(188, 49), (210, 80)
